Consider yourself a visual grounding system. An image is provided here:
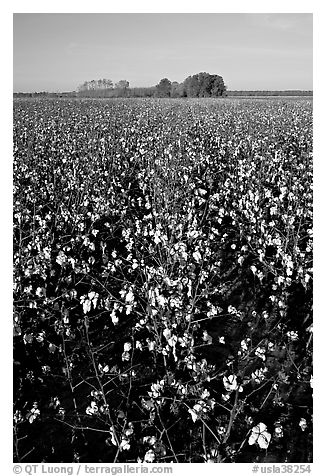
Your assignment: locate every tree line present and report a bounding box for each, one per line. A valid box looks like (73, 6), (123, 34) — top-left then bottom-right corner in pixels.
(13, 73), (313, 98)
(75, 72), (227, 98)
(77, 79), (130, 95)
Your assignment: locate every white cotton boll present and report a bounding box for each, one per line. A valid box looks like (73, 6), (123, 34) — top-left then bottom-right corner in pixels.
(124, 342), (132, 352)
(223, 375), (238, 392)
(125, 290), (134, 303)
(86, 401), (98, 415)
(163, 328), (171, 340)
(83, 299), (91, 314)
(35, 287), (46, 297)
(203, 330), (213, 344)
(248, 423), (271, 449)
(121, 351), (130, 362)
(188, 408), (199, 422)
(157, 294), (166, 306)
(110, 311), (119, 325)
(144, 449), (155, 462)
(119, 438), (130, 451)
(192, 251), (202, 263)
(135, 341), (143, 350)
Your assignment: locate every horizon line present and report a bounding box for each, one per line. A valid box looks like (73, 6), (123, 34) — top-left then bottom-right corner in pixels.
(14, 88), (314, 94)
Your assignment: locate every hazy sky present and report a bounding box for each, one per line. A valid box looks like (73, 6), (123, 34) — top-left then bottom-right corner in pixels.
(13, 13), (313, 92)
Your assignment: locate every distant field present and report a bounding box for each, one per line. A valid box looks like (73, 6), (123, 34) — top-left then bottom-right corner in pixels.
(226, 96), (313, 100)
(13, 98), (313, 463)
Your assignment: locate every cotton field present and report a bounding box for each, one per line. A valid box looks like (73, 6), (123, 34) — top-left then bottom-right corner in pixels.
(13, 97), (313, 463)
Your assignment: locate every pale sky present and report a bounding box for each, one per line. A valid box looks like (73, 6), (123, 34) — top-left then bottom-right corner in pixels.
(13, 13), (313, 92)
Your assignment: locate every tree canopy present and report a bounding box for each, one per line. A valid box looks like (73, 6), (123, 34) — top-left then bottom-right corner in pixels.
(179, 72), (226, 98)
(155, 72), (226, 98)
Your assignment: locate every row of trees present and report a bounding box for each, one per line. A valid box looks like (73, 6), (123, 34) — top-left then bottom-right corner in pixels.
(77, 79), (130, 96)
(75, 72), (227, 98)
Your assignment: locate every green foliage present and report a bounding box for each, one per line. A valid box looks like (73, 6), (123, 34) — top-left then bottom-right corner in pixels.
(155, 73), (226, 98)
(183, 72), (226, 97)
(155, 78), (172, 97)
